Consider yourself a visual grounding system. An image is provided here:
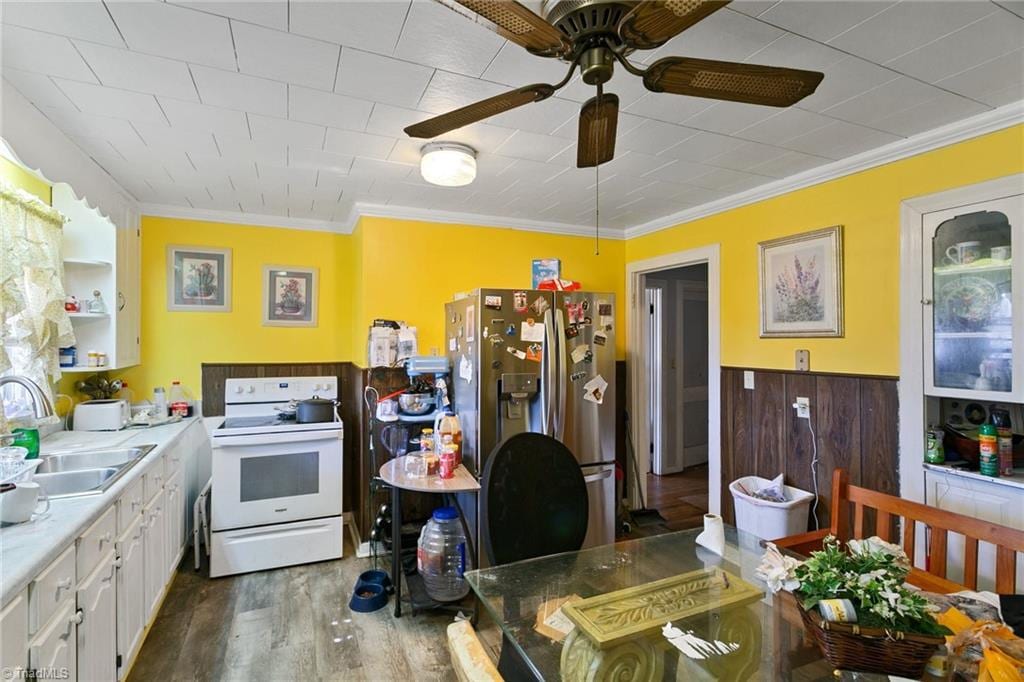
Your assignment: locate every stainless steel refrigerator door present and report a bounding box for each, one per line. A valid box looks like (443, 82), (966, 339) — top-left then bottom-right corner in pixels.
(582, 463), (616, 548)
(445, 298), (480, 474)
(554, 291), (616, 466)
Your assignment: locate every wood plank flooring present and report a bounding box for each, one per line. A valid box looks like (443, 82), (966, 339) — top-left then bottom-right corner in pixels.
(646, 465), (709, 531)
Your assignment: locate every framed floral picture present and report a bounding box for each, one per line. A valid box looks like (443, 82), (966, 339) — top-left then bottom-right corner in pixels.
(758, 226), (844, 338)
(167, 245), (231, 312)
(262, 266), (318, 327)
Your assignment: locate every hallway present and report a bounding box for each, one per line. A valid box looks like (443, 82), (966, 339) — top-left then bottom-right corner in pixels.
(645, 465), (709, 532)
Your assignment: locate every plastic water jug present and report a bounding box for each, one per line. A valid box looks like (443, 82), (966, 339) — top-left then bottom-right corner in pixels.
(417, 507), (469, 602)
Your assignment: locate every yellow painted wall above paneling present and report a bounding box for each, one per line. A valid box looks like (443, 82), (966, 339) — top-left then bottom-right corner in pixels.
(626, 124), (1024, 377)
(0, 155), (50, 204)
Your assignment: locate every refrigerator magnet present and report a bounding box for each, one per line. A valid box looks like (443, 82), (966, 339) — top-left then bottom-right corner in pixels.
(482, 327), (489, 338)
(506, 346), (527, 360)
(582, 375), (607, 404)
(582, 316), (592, 326)
(581, 299), (590, 311)
(449, 337), (457, 352)
(598, 302), (612, 316)
(570, 344), (590, 364)
(465, 305), (476, 342)
(489, 334), (504, 345)
(526, 344), (542, 362)
(521, 320), (545, 343)
(530, 296), (550, 315)
(484, 295), (502, 310)
(513, 292), (528, 312)
(565, 324), (579, 339)
(570, 370), (587, 382)
(506, 323), (516, 336)
(594, 332), (607, 346)
(459, 355), (473, 383)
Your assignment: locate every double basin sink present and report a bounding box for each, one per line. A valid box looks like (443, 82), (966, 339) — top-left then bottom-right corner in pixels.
(34, 445), (156, 499)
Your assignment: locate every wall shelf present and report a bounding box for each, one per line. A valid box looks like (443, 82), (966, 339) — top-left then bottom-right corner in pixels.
(60, 366), (110, 373)
(64, 258), (112, 267)
(68, 312), (110, 319)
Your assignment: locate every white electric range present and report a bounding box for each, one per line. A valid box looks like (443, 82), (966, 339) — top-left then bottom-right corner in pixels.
(209, 376), (344, 577)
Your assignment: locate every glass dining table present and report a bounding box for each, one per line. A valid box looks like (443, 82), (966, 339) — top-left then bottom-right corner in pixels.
(466, 526), (880, 682)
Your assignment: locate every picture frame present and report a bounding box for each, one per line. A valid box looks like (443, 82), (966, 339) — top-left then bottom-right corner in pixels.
(167, 245), (232, 312)
(758, 226), (844, 338)
(532, 258), (561, 288)
(262, 265), (318, 327)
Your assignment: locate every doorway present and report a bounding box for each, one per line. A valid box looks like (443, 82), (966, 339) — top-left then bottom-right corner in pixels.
(627, 245), (721, 522)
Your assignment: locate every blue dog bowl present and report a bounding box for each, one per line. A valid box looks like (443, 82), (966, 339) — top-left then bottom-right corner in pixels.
(349, 582), (388, 613)
(356, 569), (393, 594)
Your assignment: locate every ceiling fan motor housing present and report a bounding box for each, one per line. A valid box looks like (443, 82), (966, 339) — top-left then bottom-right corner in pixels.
(543, 0), (634, 44)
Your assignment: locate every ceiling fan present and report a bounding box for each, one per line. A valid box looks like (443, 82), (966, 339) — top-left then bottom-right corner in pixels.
(404, 0), (825, 168)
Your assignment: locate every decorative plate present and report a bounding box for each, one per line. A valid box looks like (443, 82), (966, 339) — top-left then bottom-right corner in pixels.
(939, 277), (998, 330)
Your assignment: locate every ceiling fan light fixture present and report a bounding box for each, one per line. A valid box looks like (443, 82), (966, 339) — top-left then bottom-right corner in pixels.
(420, 142), (477, 187)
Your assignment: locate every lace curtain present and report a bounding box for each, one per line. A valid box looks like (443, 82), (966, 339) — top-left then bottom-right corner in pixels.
(0, 180), (73, 425)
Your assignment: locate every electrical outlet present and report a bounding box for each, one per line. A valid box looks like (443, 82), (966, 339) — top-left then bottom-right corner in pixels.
(793, 397), (811, 419)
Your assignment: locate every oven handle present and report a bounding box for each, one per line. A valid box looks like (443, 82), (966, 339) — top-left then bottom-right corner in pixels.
(212, 430), (342, 447)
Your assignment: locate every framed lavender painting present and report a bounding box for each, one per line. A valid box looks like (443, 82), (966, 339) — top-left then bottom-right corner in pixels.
(167, 245), (231, 312)
(759, 226), (844, 338)
(262, 266), (318, 327)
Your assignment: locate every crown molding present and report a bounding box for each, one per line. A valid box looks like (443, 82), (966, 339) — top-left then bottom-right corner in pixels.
(624, 99), (1024, 240)
(138, 203), (354, 234)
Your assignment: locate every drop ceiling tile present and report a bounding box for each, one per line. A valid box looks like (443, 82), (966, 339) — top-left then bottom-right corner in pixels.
(602, 151), (676, 179)
(323, 128), (396, 160)
(618, 119), (696, 156)
(334, 48), (434, 108)
(171, 1), (288, 31)
(387, 139), (424, 165)
(499, 159), (567, 186)
(133, 123), (219, 157)
(734, 107), (835, 144)
(2, 69), (77, 110)
(187, 152), (259, 182)
(214, 135), (287, 165)
(53, 79), (167, 123)
(0, 24), (97, 82)
(487, 96), (579, 135)
(0, 1), (124, 46)
(444, 124), (518, 154)
(394, 0), (503, 77)
(289, 147), (354, 175)
(290, 1), (410, 55)
(232, 22), (339, 91)
(995, 1), (1024, 19)
(105, 1), (236, 70)
(191, 65), (287, 117)
(682, 100), (787, 135)
(937, 49), (1024, 106)
(482, 42), (567, 87)
(782, 119), (901, 159)
(756, 1), (896, 43)
(248, 114), (326, 149)
(349, 157), (416, 181)
(255, 165), (318, 188)
(494, 130), (573, 163)
(886, 12), (1024, 83)
(158, 97), (251, 138)
(821, 77), (946, 129)
(623, 93), (714, 126)
(642, 8), (786, 64)
(39, 107), (145, 147)
(828, 1), (995, 64)
(729, 1), (782, 17)
(365, 104), (432, 139)
(74, 42), (198, 101)
(744, 33), (848, 73)
(288, 85), (373, 132)
(655, 159), (718, 184)
(692, 167), (771, 192)
(417, 70), (506, 114)
(661, 131), (744, 162)
(707, 141), (789, 172)
(867, 92), (991, 137)
(747, 150), (830, 178)
(798, 56), (900, 112)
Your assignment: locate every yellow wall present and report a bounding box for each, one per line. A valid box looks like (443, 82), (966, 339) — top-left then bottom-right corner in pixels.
(626, 124), (1024, 377)
(0, 155), (50, 204)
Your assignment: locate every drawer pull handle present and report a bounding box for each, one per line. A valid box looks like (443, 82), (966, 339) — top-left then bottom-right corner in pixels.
(130, 499), (142, 510)
(71, 609), (84, 626)
(57, 577), (72, 591)
(100, 531), (113, 544)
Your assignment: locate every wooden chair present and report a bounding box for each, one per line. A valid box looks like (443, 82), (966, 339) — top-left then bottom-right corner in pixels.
(774, 468), (1024, 594)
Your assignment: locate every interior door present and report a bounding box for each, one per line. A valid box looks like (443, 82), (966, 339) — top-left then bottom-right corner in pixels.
(680, 280), (709, 469)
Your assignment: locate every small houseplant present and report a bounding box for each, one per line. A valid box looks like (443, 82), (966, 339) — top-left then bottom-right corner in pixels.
(757, 535), (951, 677)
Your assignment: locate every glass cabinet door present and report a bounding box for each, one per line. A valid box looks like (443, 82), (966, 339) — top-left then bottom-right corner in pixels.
(924, 194), (1023, 399)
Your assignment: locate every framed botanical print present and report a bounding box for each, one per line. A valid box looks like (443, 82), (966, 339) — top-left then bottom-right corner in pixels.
(759, 226), (844, 338)
(167, 245), (231, 312)
(262, 265), (318, 327)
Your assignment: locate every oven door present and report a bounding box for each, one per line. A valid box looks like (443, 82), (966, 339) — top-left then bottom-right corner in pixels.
(211, 430), (342, 531)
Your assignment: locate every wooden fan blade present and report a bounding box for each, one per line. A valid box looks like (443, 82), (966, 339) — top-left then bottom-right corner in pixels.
(643, 56), (824, 107)
(577, 93), (619, 168)
(436, 0), (571, 57)
(618, 1), (730, 50)
(405, 84), (556, 138)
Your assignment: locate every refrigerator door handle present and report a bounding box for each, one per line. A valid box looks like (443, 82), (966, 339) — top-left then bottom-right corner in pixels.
(583, 468), (612, 483)
(555, 308), (568, 441)
(543, 307), (556, 437)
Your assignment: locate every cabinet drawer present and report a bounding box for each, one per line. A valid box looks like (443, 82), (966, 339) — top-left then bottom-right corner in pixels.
(164, 445), (184, 478)
(117, 475), (146, 533)
(77, 506), (116, 581)
(28, 545), (76, 636)
(144, 454), (166, 502)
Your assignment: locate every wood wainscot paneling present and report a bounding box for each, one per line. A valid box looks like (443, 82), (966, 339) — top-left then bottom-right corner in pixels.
(720, 367), (899, 533)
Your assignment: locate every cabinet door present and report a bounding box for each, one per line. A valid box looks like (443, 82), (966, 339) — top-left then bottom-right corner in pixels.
(77, 552), (116, 682)
(165, 469), (185, 575)
(1, 590), (28, 676)
(114, 222), (140, 369)
(143, 490), (166, 620)
(29, 599), (77, 682)
(924, 194), (1024, 400)
(116, 518), (145, 679)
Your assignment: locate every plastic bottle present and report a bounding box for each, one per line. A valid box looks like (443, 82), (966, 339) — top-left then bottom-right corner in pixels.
(978, 424), (999, 477)
(437, 413), (463, 467)
(153, 387), (167, 417)
(416, 507), (469, 602)
(925, 427), (944, 464)
(168, 380), (189, 417)
(990, 409), (1014, 476)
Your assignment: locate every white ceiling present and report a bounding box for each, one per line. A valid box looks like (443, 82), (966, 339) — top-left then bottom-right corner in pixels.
(1, 0), (1022, 232)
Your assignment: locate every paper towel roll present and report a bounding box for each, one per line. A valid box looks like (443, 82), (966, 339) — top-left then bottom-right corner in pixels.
(695, 513), (725, 556)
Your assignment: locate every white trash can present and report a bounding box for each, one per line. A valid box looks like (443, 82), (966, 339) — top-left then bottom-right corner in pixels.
(729, 476), (814, 540)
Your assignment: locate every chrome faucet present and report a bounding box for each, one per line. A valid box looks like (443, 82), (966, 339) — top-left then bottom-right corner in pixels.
(0, 376), (55, 420)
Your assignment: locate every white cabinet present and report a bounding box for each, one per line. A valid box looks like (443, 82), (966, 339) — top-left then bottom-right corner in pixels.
(76, 552), (116, 682)
(143, 490), (167, 617)
(0, 591), (28, 676)
(29, 599), (77, 682)
(165, 469), (185, 574)
(923, 193), (1024, 401)
(116, 516), (145, 679)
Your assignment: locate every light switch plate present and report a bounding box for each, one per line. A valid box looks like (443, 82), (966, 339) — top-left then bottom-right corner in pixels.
(795, 349), (810, 371)
(743, 371), (754, 390)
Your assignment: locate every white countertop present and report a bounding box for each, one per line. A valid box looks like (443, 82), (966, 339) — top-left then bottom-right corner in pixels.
(0, 418), (202, 608)
(923, 461), (1024, 490)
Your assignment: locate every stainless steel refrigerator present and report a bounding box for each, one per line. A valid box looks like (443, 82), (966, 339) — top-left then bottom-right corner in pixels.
(445, 288), (616, 553)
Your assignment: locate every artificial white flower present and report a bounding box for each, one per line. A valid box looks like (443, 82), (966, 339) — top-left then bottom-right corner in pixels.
(848, 536), (910, 568)
(755, 543), (802, 594)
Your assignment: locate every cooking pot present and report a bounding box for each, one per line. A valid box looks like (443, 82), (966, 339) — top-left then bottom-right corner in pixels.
(296, 396), (338, 423)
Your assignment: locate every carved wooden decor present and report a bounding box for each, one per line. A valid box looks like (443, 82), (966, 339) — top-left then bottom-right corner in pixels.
(561, 568), (762, 650)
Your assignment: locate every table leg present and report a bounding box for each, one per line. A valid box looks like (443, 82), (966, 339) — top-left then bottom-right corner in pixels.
(561, 629), (663, 682)
(392, 483), (402, 618)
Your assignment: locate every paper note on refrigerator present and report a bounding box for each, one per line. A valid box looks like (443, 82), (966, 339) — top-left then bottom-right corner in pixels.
(582, 375), (607, 404)
(459, 354), (473, 383)
(521, 321), (545, 343)
(570, 344), (590, 364)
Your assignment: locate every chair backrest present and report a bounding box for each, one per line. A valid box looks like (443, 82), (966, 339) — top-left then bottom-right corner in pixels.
(480, 433), (588, 566)
(828, 469), (1024, 593)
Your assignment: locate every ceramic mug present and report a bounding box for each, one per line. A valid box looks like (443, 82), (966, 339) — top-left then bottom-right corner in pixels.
(991, 245), (1011, 261)
(945, 241), (982, 265)
(0, 482), (49, 524)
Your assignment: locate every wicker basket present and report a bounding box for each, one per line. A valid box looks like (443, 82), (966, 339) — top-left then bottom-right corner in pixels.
(793, 594), (945, 678)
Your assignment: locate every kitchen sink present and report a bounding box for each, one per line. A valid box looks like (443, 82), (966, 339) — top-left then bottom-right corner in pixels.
(33, 444), (155, 499)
